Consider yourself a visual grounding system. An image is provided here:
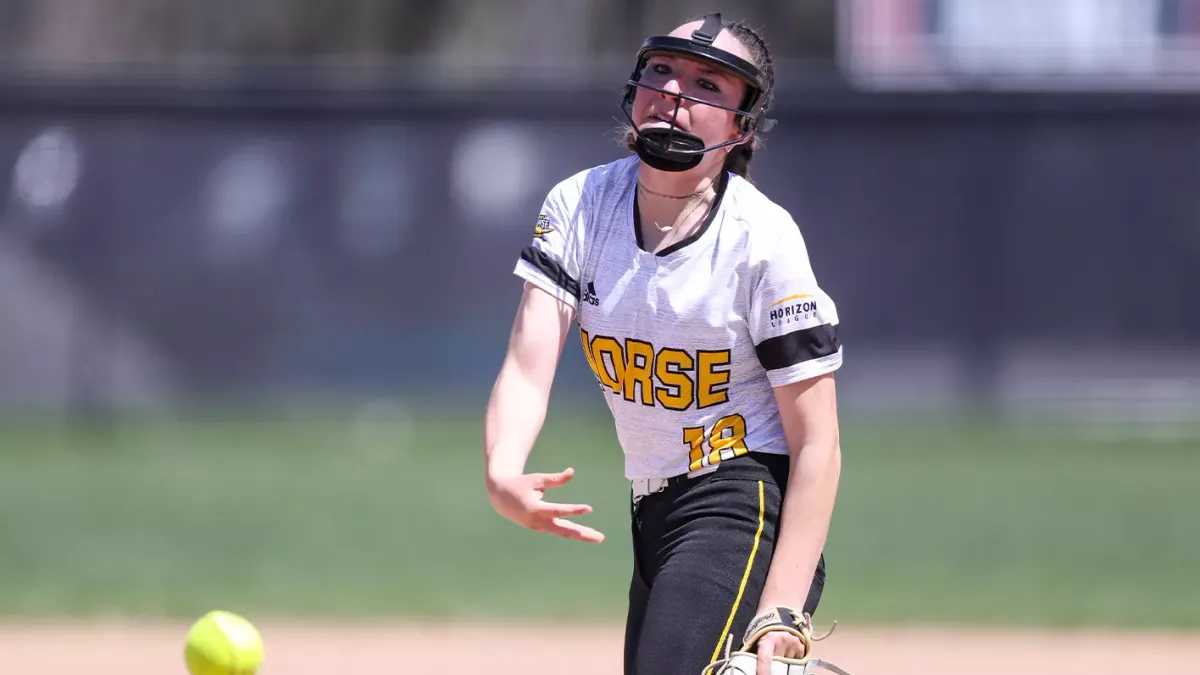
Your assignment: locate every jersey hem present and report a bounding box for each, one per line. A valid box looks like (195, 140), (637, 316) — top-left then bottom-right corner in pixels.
(764, 348), (843, 388)
(624, 448), (792, 482)
(513, 263), (580, 311)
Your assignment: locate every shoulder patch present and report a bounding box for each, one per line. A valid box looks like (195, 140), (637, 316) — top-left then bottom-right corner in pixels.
(533, 214), (554, 240)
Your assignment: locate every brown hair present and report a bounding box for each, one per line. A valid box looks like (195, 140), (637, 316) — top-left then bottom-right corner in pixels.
(621, 18), (776, 180)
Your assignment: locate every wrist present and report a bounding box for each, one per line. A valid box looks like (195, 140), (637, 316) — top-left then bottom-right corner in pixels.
(483, 464), (502, 489)
(755, 595), (805, 617)
(485, 467), (513, 491)
(759, 562), (816, 614)
(485, 445), (528, 479)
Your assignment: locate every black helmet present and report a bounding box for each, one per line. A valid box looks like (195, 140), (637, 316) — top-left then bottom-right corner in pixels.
(620, 13), (772, 172)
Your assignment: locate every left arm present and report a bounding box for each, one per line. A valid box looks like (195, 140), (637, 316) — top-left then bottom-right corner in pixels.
(745, 372), (842, 675)
(758, 371), (841, 612)
(735, 219), (844, 674)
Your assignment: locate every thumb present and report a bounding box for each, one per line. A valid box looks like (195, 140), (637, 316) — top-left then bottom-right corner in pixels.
(536, 467), (575, 489)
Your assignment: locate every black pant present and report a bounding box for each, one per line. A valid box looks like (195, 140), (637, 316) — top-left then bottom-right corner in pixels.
(624, 452), (826, 675)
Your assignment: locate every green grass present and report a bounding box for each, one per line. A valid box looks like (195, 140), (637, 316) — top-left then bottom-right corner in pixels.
(0, 405), (1196, 628)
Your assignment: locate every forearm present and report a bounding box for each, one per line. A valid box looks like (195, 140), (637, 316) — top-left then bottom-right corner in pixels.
(483, 359), (552, 480)
(758, 441), (841, 611)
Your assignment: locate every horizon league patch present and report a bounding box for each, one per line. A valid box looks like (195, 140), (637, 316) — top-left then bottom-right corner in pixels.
(769, 298), (821, 328)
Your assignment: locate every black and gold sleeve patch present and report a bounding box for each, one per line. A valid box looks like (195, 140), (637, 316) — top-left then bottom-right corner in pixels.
(533, 214), (554, 240)
(754, 324), (840, 371)
(520, 245), (580, 299)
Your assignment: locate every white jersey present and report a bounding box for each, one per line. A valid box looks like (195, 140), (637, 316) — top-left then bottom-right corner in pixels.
(513, 156), (843, 481)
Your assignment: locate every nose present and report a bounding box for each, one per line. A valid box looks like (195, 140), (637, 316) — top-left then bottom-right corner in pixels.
(657, 78), (683, 99)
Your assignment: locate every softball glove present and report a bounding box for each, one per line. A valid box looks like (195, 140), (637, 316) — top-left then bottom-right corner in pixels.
(701, 608), (853, 675)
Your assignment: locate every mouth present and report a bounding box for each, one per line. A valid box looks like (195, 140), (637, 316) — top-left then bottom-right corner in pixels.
(643, 112), (687, 131)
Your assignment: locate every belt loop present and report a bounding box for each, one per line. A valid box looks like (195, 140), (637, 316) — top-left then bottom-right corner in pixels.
(630, 476), (670, 507)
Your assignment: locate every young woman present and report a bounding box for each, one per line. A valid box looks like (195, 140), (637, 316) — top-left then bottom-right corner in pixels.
(483, 13), (844, 675)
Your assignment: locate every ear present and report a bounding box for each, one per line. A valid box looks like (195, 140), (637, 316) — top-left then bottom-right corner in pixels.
(729, 127), (754, 148)
(726, 107), (756, 144)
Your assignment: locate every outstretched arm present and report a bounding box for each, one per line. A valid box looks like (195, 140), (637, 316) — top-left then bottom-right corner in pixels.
(483, 282), (605, 543)
(484, 282), (573, 476)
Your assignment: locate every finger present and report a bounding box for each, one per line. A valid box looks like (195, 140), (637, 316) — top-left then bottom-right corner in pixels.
(534, 501), (593, 517)
(757, 636), (775, 675)
(548, 517), (605, 543)
(534, 467), (575, 489)
(534, 519), (599, 542)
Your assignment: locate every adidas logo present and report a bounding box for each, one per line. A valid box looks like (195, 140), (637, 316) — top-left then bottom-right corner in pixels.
(582, 281), (599, 306)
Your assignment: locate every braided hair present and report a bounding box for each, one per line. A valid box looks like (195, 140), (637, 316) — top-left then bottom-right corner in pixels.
(719, 21), (775, 180)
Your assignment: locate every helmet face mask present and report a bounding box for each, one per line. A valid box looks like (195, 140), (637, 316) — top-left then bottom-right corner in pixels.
(621, 13), (769, 173)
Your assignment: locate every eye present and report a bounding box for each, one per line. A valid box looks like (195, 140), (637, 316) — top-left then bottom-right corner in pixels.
(651, 63), (671, 76)
(698, 77), (721, 93)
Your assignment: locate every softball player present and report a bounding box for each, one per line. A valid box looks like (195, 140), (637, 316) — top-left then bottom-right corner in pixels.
(484, 13), (844, 675)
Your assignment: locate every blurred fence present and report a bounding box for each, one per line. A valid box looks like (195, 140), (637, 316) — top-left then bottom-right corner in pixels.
(0, 0), (1199, 428)
(1, 79), (1198, 425)
(0, 0), (833, 84)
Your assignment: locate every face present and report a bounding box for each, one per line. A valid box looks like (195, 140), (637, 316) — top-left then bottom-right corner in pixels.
(632, 20), (753, 157)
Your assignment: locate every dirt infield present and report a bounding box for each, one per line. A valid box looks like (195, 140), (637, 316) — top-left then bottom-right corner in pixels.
(1, 620), (1198, 675)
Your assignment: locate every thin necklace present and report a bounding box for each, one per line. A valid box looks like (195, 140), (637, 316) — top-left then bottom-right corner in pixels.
(652, 188), (714, 253)
(637, 176), (714, 200)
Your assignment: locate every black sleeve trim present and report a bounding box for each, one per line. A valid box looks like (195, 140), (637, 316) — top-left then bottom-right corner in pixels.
(520, 246), (580, 299)
(755, 324), (841, 371)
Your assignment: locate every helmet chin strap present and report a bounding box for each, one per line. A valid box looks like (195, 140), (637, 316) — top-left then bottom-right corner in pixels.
(633, 128), (707, 172)
(631, 93), (707, 172)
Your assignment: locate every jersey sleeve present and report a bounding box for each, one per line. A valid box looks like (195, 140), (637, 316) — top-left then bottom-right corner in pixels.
(747, 224), (843, 387)
(512, 178), (585, 311)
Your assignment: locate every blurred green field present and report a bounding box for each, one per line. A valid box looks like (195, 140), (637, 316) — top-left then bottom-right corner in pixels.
(0, 404), (1196, 629)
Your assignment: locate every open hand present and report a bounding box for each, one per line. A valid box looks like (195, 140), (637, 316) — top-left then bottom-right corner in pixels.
(486, 467), (605, 543)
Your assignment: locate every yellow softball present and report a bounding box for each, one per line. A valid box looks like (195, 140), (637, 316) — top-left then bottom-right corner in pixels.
(184, 610), (265, 675)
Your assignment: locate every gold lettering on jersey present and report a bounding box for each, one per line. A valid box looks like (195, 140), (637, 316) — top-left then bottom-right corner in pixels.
(589, 335), (625, 392)
(684, 413), (749, 472)
(580, 331), (730, 411)
(706, 414), (749, 464)
(622, 339), (655, 406)
(683, 425), (707, 466)
(654, 348), (694, 411)
(696, 350), (731, 409)
(579, 329), (600, 380)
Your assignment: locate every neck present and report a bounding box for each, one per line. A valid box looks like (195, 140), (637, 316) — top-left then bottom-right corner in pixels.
(634, 160), (723, 254)
(636, 161), (722, 201)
